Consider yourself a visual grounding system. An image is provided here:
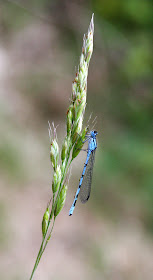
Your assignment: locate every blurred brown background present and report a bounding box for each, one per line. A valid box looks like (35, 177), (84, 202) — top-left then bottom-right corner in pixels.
(0, 0), (152, 279)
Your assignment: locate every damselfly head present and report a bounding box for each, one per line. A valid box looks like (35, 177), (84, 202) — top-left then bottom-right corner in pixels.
(91, 130), (98, 138)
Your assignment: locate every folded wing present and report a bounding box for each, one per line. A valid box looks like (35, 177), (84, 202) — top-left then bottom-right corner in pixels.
(79, 149), (96, 203)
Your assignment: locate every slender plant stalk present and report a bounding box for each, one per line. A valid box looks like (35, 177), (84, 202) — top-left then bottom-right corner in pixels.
(29, 13), (94, 280)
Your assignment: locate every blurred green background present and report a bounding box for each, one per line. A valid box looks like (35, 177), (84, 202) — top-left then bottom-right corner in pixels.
(0, 0), (152, 279)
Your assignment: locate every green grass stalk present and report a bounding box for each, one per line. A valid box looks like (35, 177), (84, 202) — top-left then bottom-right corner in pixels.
(29, 13), (94, 280)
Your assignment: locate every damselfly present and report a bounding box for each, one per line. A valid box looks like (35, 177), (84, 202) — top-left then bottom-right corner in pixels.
(69, 130), (98, 216)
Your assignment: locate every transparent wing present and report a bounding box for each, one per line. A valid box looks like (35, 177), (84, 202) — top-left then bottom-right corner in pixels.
(79, 149), (96, 204)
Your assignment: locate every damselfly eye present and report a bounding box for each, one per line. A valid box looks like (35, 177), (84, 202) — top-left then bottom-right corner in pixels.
(94, 130), (98, 134)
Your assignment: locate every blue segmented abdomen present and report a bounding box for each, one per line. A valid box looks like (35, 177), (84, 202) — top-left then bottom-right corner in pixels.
(69, 150), (91, 216)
